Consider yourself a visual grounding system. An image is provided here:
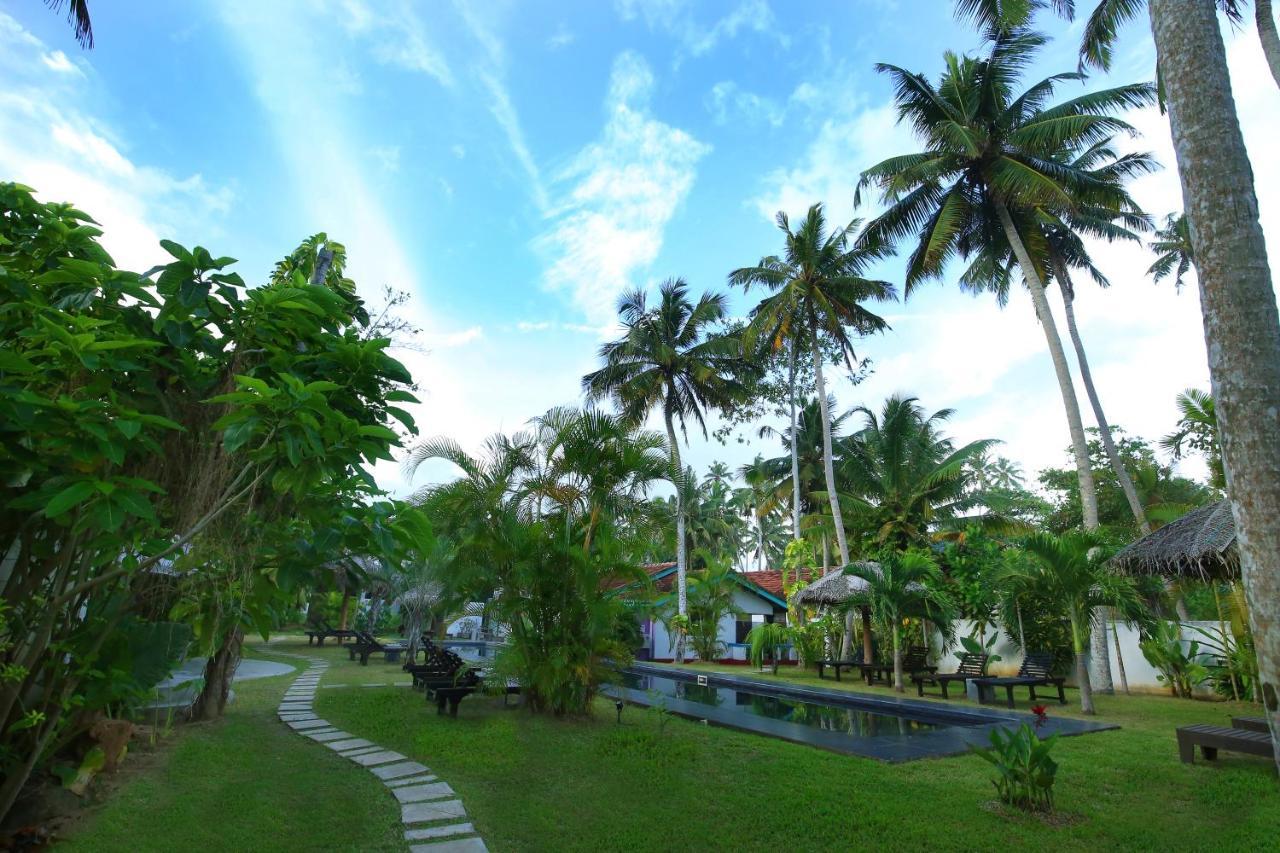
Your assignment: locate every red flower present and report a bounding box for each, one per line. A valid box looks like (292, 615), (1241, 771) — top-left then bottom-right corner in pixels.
(1031, 704), (1049, 728)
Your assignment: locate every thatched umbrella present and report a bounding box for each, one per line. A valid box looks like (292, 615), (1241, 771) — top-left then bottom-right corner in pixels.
(1111, 499), (1242, 700)
(793, 562), (879, 662)
(1110, 499), (1238, 581)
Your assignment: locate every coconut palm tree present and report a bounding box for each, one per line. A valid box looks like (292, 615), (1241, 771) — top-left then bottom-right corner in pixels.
(959, 1), (1280, 759)
(1007, 531), (1142, 714)
(46, 0), (94, 49)
(1147, 213), (1195, 292)
(1161, 388), (1224, 490)
(739, 455), (785, 570)
(730, 205), (896, 571)
(857, 28), (1155, 536)
(840, 395), (999, 550)
(583, 281), (751, 662)
(846, 552), (955, 691)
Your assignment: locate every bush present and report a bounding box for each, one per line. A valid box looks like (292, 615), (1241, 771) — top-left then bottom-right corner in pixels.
(970, 722), (1059, 812)
(1140, 621), (1209, 698)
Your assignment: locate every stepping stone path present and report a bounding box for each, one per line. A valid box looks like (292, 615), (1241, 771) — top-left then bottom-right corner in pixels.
(264, 648), (488, 852)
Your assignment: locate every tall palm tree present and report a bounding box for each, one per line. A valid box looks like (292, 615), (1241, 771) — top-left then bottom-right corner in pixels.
(841, 395), (998, 550)
(730, 204), (896, 571)
(739, 455), (784, 570)
(857, 28), (1155, 536)
(1147, 213), (1195, 292)
(958, 139), (1159, 536)
(846, 552), (955, 691)
(1161, 388), (1224, 489)
(46, 0), (94, 49)
(583, 279), (751, 663)
(1007, 531), (1142, 714)
(958, 0), (1280, 759)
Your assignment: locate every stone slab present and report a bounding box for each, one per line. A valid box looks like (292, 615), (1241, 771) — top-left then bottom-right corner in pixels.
(409, 838), (487, 853)
(279, 714), (318, 722)
(393, 782), (454, 804)
(404, 823), (474, 842)
(351, 750), (406, 767)
(401, 799), (466, 824)
(341, 746), (385, 758)
(373, 760), (430, 781)
(287, 718), (329, 730)
(326, 738), (373, 751)
(386, 774), (438, 788)
(306, 730), (349, 741)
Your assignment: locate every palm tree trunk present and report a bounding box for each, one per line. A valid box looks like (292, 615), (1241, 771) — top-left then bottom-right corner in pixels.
(664, 411), (688, 664)
(1057, 269), (1151, 535)
(893, 628), (904, 692)
(1112, 620), (1129, 695)
(189, 626), (244, 722)
(998, 202), (1113, 693)
(788, 340), (803, 540)
(1071, 611), (1095, 715)
(1151, 0), (1280, 773)
(994, 199), (1100, 533)
(1258, 0), (1280, 91)
(811, 341), (850, 567)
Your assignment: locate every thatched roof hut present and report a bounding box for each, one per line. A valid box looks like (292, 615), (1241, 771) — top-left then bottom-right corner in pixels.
(1110, 499), (1238, 581)
(792, 562), (879, 606)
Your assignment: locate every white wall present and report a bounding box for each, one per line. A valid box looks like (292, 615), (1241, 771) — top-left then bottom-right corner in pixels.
(932, 619), (1224, 693)
(647, 587), (783, 662)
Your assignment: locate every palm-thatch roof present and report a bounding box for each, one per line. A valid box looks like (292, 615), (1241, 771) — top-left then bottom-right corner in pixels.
(1110, 499), (1238, 581)
(791, 562), (879, 606)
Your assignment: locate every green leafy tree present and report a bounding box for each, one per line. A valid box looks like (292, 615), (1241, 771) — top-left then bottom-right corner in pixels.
(731, 204), (895, 572)
(583, 280), (752, 663)
(846, 552), (955, 691)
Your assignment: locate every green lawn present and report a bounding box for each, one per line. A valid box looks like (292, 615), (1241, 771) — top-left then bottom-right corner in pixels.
(59, 640), (1277, 852)
(58, 645), (405, 853)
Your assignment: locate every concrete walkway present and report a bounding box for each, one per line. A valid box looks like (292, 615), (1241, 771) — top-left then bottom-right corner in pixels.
(263, 648), (488, 853)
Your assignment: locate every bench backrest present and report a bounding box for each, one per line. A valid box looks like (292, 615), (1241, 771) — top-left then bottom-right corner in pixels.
(1019, 652), (1054, 679)
(956, 652), (988, 676)
(901, 646), (930, 671)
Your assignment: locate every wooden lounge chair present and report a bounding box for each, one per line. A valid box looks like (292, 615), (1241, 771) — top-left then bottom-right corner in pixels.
(817, 647), (871, 682)
(971, 652), (1066, 708)
(347, 631), (407, 665)
(305, 620), (358, 646)
(1230, 716), (1270, 734)
(870, 646), (936, 685)
(1177, 723), (1274, 763)
(912, 652), (988, 699)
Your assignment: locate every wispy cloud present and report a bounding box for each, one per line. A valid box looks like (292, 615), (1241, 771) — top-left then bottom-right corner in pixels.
(369, 145), (401, 172)
(0, 12), (232, 270)
(336, 0), (454, 87)
(546, 23), (576, 50)
(615, 0), (785, 59)
(537, 52), (710, 325)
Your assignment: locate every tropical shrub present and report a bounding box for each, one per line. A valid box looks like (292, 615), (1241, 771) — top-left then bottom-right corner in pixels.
(746, 622), (791, 674)
(970, 723), (1060, 813)
(1140, 621), (1210, 698)
(683, 559), (744, 663)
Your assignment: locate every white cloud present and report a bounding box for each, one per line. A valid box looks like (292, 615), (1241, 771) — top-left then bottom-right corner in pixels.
(536, 51), (711, 325)
(616, 0), (784, 58)
(0, 13), (233, 271)
(41, 50), (81, 75)
(424, 326), (483, 348)
(333, 0), (453, 87)
(546, 23), (575, 50)
(451, 144), (466, 159)
(706, 80), (784, 127)
(437, 177), (454, 199)
(369, 145), (400, 172)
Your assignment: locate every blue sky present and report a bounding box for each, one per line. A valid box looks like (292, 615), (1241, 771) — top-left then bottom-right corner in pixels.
(3, 1), (1277, 498)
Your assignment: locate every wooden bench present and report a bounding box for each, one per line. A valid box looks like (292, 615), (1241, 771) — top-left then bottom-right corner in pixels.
(1229, 716), (1271, 734)
(816, 658), (861, 682)
(1177, 724), (1274, 763)
(913, 652), (988, 699)
(870, 646), (935, 684)
(305, 620), (358, 646)
(972, 652), (1066, 708)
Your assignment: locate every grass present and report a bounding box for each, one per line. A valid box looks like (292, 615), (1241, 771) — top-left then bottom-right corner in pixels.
(58, 638), (1278, 852)
(58, 645), (405, 853)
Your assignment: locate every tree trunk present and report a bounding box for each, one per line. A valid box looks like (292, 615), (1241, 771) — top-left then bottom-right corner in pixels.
(1112, 620), (1130, 695)
(892, 628), (904, 692)
(1091, 612), (1114, 695)
(994, 200), (1100, 532)
(1151, 0), (1280, 773)
(788, 340), (803, 540)
(664, 411), (688, 664)
(841, 606), (855, 660)
(338, 590), (351, 641)
(1075, 649), (1095, 715)
(189, 626), (244, 722)
(861, 606), (874, 665)
(1258, 0), (1280, 91)
(811, 341), (850, 567)
(1057, 271), (1151, 534)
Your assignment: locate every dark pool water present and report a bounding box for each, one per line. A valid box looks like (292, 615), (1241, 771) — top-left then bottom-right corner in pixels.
(618, 671), (951, 737)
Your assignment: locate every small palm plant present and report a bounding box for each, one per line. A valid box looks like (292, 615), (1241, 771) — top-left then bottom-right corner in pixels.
(845, 551), (954, 691)
(746, 621), (792, 675)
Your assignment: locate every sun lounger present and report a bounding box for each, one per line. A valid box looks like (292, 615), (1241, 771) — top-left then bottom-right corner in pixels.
(347, 630), (407, 665)
(305, 620), (358, 646)
(1177, 723), (1274, 763)
(971, 651), (1065, 708)
(912, 651), (988, 699)
(869, 646), (936, 684)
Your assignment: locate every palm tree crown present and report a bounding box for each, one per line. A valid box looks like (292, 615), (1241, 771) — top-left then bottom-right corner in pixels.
(1147, 213), (1195, 292)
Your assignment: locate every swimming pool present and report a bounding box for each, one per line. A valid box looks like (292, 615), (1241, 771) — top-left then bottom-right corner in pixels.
(606, 664), (1117, 762)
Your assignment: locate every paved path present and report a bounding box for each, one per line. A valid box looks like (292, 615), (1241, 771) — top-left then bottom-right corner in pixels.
(263, 648), (488, 853)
